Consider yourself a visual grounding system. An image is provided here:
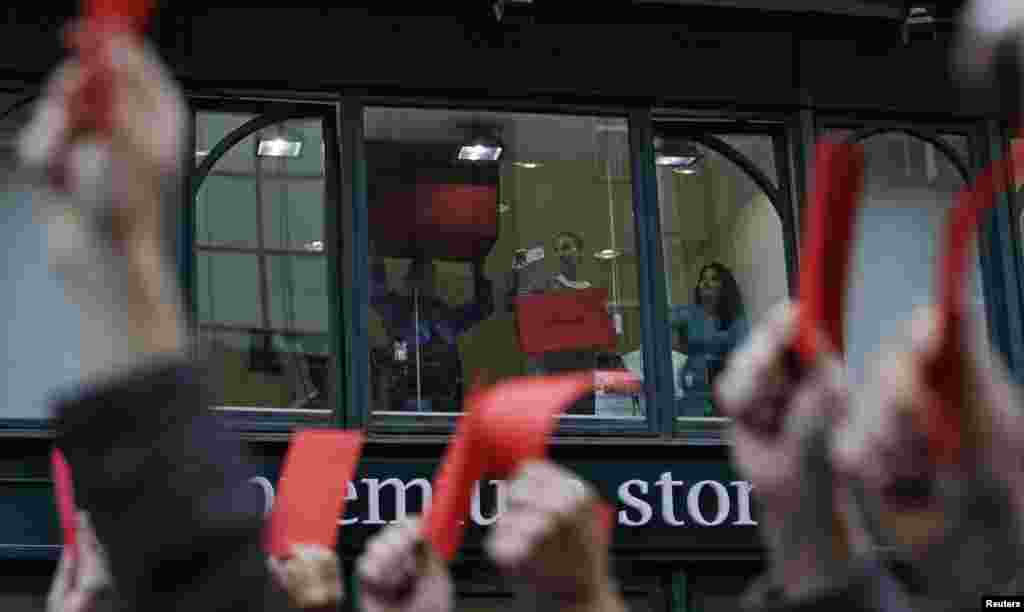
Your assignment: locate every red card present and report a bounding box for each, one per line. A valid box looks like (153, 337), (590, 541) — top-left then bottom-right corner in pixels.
(475, 373), (603, 476)
(265, 430), (365, 558)
(422, 410), (487, 561)
(423, 372), (637, 560)
(924, 147), (1022, 465)
(793, 141), (866, 364)
(85, 0), (153, 25)
(50, 448), (78, 559)
(595, 501), (615, 547)
(513, 288), (618, 356)
(66, 0), (154, 136)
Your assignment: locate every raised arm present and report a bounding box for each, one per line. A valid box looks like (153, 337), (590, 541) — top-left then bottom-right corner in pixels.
(21, 33), (296, 612)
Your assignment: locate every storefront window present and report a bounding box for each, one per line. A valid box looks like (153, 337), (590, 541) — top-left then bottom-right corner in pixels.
(827, 129), (987, 385)
(194, 111), (332, 412)
(656, 135), (789, 420)
(364, 108), (644, 421)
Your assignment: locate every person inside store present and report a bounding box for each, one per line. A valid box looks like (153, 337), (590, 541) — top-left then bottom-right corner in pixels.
(517, 230), (621, 414)
(20, 29), (340, 612)
(547, 231), (592, 291)
(670, 262), (750, 416)
(370, 254), (494, 412)
(357, 461), (627, 612)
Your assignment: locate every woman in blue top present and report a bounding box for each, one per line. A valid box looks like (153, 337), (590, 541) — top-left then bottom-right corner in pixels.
(669, 262), (750, 416)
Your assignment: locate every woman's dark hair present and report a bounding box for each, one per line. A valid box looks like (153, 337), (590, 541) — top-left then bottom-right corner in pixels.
(692, 262), (744, 330)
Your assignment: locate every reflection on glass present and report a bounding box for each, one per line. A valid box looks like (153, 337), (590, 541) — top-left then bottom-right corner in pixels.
(365, 108), (643, 419)
(194, 112), (331, 411)
(657, 137), (786, 419)
(827, 130), (987, 385)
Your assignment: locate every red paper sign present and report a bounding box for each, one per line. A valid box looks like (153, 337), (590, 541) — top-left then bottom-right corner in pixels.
(924, 145), (1024, 465)
(513, 288), (618, 356)
(423, 371), (638, 560)
(50, 448), (78, 559)
(265, 430), (365, 558)
(67, 0), (155, 135)
(793, 141), (866, 364)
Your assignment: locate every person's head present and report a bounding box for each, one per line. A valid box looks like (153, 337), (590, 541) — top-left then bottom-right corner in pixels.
(405, 257), (436, 297)
(692, 262), (743, 327)
(553, 231), (585, 269)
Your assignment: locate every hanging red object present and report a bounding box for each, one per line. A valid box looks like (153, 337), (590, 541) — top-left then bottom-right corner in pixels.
(423, 371), (637, 561)
(265, 430), (365, 558)
(51, 448), (79, 561)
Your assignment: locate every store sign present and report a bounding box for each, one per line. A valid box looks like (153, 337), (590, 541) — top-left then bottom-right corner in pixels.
(249, 472), (756, 528)
(0, 460), (763, 559)
(245, 459), (763, 552)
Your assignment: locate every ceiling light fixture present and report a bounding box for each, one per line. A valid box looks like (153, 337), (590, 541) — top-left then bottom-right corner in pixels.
(257, 129), (304, 158)
(594, 248), (621, 260)
(458, 136), (503, 162)
(654, 138), (703, 169)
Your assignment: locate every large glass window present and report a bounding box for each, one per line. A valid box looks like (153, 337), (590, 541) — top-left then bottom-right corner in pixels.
(193, 110), (334, 413)
(825, 129), (987, 385)
(654, 131), (791, 422)
(364, 108), (645, 424)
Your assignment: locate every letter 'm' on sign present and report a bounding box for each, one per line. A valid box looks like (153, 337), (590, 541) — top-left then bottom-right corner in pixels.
(363, 478), (433, 525)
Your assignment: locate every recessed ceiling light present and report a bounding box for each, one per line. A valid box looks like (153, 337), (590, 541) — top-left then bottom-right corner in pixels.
(594, 248), (621, 260)
(257, 137), (303, 158)
(514, 162), (541, 169)
(458, 142), (503, 162)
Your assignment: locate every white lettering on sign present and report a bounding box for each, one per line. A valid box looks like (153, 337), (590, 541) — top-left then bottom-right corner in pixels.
(363, 478), (432, 525)
(687, 481), (729, 526)
(730, 481), (757, 526)
(471, 480), (506, 526)
(248, 476), (275, 517)
(249, 475), (757, 528)
(340, 481), (359, 526)
(618, 480), (653, 526)
(655, 472), (686, 526)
